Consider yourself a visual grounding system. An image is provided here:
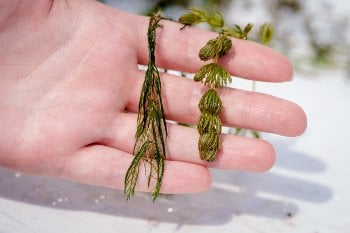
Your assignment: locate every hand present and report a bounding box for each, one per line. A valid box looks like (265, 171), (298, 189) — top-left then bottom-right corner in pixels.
(0, 0), (306, 194)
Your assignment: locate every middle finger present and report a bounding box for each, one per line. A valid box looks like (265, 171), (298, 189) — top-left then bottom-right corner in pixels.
(126, 70), (306, 137)
(102, 112), (276, 172)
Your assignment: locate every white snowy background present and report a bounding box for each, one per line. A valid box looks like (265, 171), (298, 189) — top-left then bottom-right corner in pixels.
(1, 0), (349, 233)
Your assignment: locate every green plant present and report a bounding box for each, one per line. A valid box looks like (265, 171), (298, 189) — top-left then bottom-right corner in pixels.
(179, 8), (274, 161)
(124, 8), (275, 201)
(124, 13), (167, 201)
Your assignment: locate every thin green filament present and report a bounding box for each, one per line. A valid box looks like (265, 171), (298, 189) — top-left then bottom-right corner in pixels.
(124, 13), (167, 202)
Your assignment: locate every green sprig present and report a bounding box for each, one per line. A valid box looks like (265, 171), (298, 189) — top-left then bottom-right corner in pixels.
(194, 63), (232, 88)
(124, 12), (167, 202)
(196, 89), (223, 161)
(194, 63), (228, 161)
(222, 23), (254, 40)
(179, 8), (275, 161)
(259, 23), (274, 45)
(179, 7), (224, 28)
(199, 33), (232, 61)
(198, 127), (221, 161)
(178, 8), (234, 162)
(198, 88), (223, 114)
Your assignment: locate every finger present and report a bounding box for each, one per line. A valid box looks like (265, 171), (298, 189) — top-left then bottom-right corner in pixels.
(133, 14), (293, 82)
(126, 71), (307, 137)
(103, 112), (276, 172)
(60, 145), (211, 194)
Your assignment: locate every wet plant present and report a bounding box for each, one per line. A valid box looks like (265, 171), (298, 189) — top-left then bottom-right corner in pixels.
(179, 8), (274, 161)
(124, 12), (167, 201)
(123, 8), (274, 201)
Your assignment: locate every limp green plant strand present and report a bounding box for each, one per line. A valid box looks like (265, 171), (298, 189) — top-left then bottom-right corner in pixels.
(124, 12), (167, 202)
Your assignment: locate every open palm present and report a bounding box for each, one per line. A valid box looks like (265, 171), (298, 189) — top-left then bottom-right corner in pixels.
(0, 0), (306, 194)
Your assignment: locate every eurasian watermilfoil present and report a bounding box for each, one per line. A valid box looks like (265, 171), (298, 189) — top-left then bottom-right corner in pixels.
(124, 12), (167, 202)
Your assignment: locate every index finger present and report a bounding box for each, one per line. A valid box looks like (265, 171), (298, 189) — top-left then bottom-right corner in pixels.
(134, 15), (293, 82)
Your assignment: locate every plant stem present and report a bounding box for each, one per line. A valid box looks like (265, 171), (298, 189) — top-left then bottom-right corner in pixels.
(124, 13), (167, 202)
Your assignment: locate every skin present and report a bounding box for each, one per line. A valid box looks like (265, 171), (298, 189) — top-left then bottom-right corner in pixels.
(0, 0), (307, 194)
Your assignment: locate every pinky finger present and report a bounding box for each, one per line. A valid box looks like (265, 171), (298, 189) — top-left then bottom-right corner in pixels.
(59, 145), (212, 195)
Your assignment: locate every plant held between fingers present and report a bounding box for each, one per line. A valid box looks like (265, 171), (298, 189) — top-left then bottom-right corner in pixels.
(179, 8), (274, 162)
(195, 33), (233, 162)
(124, 13), (167, 202)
